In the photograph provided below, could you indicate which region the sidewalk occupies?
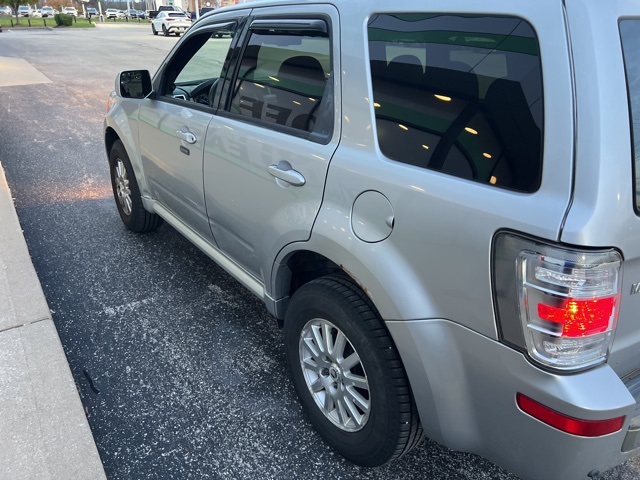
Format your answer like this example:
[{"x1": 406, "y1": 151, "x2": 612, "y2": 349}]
[{"x1": 0, "y1": 162, "x2": 106, "y2": 480}]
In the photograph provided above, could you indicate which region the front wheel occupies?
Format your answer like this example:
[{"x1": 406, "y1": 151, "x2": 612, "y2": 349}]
[
  {"x1": 284, "y1": 275, "x2": 423, "y2": 466},
  {"x1": 109, "y1": 140, "x2": 163, "y2": 233}
]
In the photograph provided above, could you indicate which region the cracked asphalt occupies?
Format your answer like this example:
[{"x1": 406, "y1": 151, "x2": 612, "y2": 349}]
[{"x1": 0, "y1": 23, "x2": 639, "y2": 480}]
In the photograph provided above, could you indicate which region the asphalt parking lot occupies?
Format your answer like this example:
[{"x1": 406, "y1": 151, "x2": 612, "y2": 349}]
[{"x1": 1, "y1": 22, "x2": 640, "y2": 480}]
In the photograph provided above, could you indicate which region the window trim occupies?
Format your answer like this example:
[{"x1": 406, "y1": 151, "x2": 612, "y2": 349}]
[{"x1": 249, "y1": 18, "x2": 327, "y2": 33}]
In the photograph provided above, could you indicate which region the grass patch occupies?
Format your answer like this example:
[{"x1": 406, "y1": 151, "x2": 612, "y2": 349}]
[
  {"x1": 99, "y1": 17, "x2": 149, "y2": 24},
  {"x1": 0, "y1": 16, "x2": 96, "y2": 28}
]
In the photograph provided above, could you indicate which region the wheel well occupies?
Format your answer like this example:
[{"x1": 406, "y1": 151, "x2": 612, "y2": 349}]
[
  {"x1": 272, "y1": 251, "x2": 343, "y2": 325},
  {"x1": 286, "y1": 251, "x2": 342, "y2": 298},
  {"x1": 104, "y1": 127, "x2": 120, "y2": 161}
]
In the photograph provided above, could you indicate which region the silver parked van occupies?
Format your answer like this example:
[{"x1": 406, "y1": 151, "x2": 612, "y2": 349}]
[{"x1": 104, "y1": 1, "x2": 640, "y2": 478}]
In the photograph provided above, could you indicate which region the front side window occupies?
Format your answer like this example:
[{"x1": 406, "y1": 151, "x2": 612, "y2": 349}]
[
  {"x1": 229, "y1": 23, "x2": 332, "y2": 139},
  {"x1": 160, "y1": 25, "x2": 236, "y2": 107},
  {"x1": 620, "y1": 20, "x2": 640, "y2": 214},
  {"x1": 368, "y1": 14, "x2": 544, "y2": 192}
]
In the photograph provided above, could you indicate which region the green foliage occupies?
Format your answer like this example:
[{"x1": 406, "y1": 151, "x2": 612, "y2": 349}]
[
  {"x1": 0, "y1": 0, "x2": 21, "y2": 24},
  {"x1": 54, "y1": 13, "x2": 73, "y2": 26}
]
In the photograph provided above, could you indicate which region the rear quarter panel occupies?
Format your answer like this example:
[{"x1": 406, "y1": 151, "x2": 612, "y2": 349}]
[{"x1": 303, "y1": 0, "x2": 574, "y2": 339}]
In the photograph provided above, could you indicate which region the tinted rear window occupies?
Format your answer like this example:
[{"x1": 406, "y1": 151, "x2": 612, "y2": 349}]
[
  {"x1": 620, "y1": 20, "x2": 640, "y2": 213},
  {"x1": 368, "y1": 14, "x2": 544, "y2": 192}
]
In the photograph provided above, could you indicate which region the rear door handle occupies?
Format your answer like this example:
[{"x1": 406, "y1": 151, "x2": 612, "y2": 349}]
[
  {"x1": 268, "y1": 162, "x2": 306, "y2": 187},
  {"x1": 176, "y1": 129, "x2": 196, "y2": 144}
]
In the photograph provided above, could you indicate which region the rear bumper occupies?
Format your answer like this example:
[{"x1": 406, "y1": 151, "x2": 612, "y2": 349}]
[
  {"x1": 387, "y1": 318, "x2": 639, "y2": 480},
  {"x1": 166, "y1": 24, "x2": 190, "y2": 32}
]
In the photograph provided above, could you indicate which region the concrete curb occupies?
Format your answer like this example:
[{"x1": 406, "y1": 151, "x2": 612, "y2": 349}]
[{"x1": 0, "y1": 162, "x2": 106, "y2": 480}]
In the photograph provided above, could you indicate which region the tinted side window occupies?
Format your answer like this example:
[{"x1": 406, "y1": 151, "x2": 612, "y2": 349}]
[
  {"x1": 368, "y1": 14, "x2": 544, "y2": 192},
  {"x1": 620, "y1": 20, "x2": 640, "y2": 214},
  {"x1": 230, "y1": 25, "x2": 332, "y2": 139}
]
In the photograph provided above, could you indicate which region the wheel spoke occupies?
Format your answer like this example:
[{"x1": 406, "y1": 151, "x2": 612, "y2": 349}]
[
  {"x1": 345, "y1": 385, "x2": 370, "y2": 413},
  {"x1": 323, "y1": 390, "x2": 335, "y2": 413},
  {"x1": 302, "y1": 355, "x2": 318, "y2": 370},
  {"x1": 343, "y1": 393, "x2": 367, "y2": 427},
  {"x1": 340, "y1": 351, "x2": 360, "y2": 371},
  {"x1": 344, "y1": 373, "x2": 368, "y2": 391},
  {"x1": 333, "y1": 330, "x2": 347, "y2": 360},
  {"x1": 303, "y1": 336, "x2": 320, "y2": 358},
  {"x1": 312, "y1": 324, "x2": 326, "y2": 354},
  {"x1": 336, "y1": 397, "x2": 349, "y2": 427},
  {"x1": 308, "y1": 376, "x2": 324, "y2": 393},
  {"x1": 322, "y1": 322, "x2": 334, "y2": 359}
]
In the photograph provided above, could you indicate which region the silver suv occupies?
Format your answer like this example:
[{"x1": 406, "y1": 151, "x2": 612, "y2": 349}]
[{"x1": 104, "y1": 1, "x2": 640, "y2": 478}]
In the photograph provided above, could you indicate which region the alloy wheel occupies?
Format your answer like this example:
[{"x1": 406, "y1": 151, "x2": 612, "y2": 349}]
[
  {"x1": 114, "y1": 159, "x2": 132, "y2": 216},
  {"x1": 299, "y1": 319, "x2": 371, "y2": 432}
]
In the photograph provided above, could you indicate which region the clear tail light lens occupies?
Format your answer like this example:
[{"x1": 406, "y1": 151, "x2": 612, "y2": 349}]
[{"x1": 493, "y1": 232, "x2": 622, "y2": 372}]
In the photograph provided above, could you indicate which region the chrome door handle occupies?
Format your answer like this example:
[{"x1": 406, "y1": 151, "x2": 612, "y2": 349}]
[
  {"x1": 268, "y1": 162, "x2": 306, "y2": 187},
  {"x1": 176, "y1": 129, "x2": 196, "y2": 144}
]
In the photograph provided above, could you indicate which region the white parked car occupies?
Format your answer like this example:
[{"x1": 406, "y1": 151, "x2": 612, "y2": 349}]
[
  {"x1": 62, "y1": 6, "x2": 78, "y2": 17},
  {"x1": 17, "y1": 5, "x2": 32, "y2": 17},
  {"x1": 151, "y1": 11, "x2": 191, "y2": 36},
  {"x1": 0, "y1": 6, "x2": 12, "y2": 15},
  {"x1": 31, "y1": 9, "x2": 42, "y2": 17},
  {"x1": 41, "y1": 6, "x2": 55, "y2": 17},
  {"x1": 104, "y1": 8, "x2": 119, "y2": 19}
]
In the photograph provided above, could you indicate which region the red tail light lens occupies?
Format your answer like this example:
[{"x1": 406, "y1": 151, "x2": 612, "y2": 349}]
[{"x1": 537, "y1": 297, "x2": 616, "y2": 337}]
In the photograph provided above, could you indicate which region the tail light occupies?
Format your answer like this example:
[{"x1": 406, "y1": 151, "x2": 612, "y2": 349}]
[{"x1": 493, "y1": 232, "x2": 622, "y2": 371}]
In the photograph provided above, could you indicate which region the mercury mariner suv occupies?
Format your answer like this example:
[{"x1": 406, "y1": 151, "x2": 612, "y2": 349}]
[{"x1": 104, "y1": 1, "x2": 640, "y2": 478}]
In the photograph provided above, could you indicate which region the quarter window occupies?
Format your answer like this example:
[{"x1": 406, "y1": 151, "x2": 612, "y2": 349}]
[
  {"x1": 230, "y1": 24, "x2": 332, "y2": 139},
  {"x1": 368, "y1": 14, "x2": 544, "y2": 192}
]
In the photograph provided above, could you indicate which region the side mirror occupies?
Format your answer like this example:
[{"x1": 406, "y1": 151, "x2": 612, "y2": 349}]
[{"x1": 116, "y1": 70, "x2": 153, "y2": 99}]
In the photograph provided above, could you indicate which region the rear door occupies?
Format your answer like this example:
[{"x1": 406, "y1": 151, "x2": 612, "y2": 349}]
[{"x1": 203, "y1": 4, "x2": 340, "y2": 281}]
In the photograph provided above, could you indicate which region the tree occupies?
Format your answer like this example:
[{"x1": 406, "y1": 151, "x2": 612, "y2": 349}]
[{"x1": 0, "y1": 0, "x2": 23, "y2": 24}]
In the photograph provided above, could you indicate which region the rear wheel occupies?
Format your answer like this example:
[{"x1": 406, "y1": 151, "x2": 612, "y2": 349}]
[
  {"x1": 109, "y1": 140, "x2": 163, "y2": 233},
  {"x1": 162, "y1": 24, "x2": 168, "y2": 36},
  {"x1": 151, "y1": 24, "x2": 157, "y2": 35},
  {"x1": 284, "y1": 275, "x2": 423, "y2": 466}
]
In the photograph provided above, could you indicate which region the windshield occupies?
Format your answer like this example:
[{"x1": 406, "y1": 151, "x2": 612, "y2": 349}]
[{"x1": 620, "y1": 20, "x2": 640, "y2": 213}]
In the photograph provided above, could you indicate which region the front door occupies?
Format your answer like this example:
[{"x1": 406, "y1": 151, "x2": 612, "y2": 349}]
[{"x1": 138, "y1": 19, "x2": 243, "y2": 240}]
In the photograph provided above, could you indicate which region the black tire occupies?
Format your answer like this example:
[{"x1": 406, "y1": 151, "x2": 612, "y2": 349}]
[
  {"x1": 284, "y1": 275, "x2": 423, "y2": 466},
  {"x1": 162, "y1": 24, "x2": 168, "y2": 36},
  {"x1": 109, "y1": 140, "x2": 163, "y2": 233},
  {"x1": 176, "y1": 32, "x2": 180, "y2": 37},
  {"x1": 152, "y1": 24, "x2": 157, "y2": 35}
]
